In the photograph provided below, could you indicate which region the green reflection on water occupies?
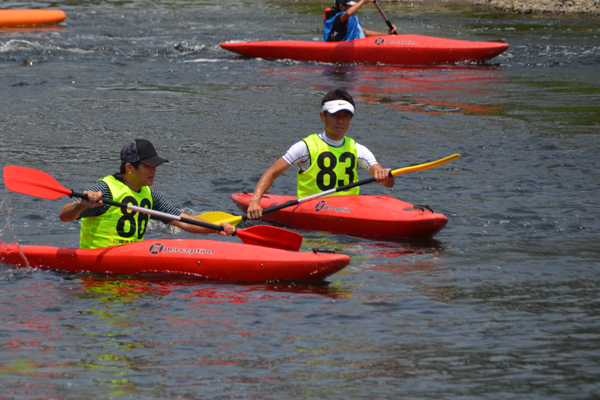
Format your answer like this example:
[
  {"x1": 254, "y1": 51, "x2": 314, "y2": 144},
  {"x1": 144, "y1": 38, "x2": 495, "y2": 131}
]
[{"x1": 502, "y1": 78, "x2": 600, "y2": 135}]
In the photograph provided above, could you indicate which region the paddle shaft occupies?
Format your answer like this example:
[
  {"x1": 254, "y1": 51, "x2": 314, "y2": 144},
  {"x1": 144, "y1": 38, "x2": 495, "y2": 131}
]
[
  {"x1": 71, "y1": 190, "x2": 228, "y2": 233},
  {"x1": 373, "y1": 0, "x2": 397, "y2": 34},
  {"x1": 256, "y1": 175, "x2": 377, "y2": 217}
]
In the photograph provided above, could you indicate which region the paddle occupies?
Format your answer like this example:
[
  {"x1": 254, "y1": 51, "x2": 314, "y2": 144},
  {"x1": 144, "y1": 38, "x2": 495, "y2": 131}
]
[
  {"x1": 373, "y1": 0, "x2": 397, "y2": 35},
  {"x1": 3, "y1": 166, "x2": 303, "y2": 251},
  {"x1": 198, "y1": 153, "x2": 461, "y2": 226}
]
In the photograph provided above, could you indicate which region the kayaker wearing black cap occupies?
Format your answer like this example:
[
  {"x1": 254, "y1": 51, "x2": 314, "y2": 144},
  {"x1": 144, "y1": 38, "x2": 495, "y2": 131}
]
[
  {"x1": 324, "y1": 0, "x2": 397, "y2": 42},
  {"x1": 247, "y1": 89, "x2": 395, "y2": 220},
  {"x1": 60, "y1": 139, "x2": 235, "y2": 249}
]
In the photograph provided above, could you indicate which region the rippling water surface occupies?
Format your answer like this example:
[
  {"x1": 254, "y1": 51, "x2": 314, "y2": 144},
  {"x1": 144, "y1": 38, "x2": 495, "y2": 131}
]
[{"x1": 1, "y1": 1, "x2": 599, "y2": 398}]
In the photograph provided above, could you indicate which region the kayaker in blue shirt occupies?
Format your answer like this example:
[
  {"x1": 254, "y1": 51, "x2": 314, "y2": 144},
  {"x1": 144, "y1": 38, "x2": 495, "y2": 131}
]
[
  {"x1": 324, "y1": 0, "x2": 397, "y2": 42},
  {"x1": 59, "y1": 139, "x2": 235, "y2": 249},
  {"x1": 246, "y1": 89, "x2": 395, "y2": 220}
]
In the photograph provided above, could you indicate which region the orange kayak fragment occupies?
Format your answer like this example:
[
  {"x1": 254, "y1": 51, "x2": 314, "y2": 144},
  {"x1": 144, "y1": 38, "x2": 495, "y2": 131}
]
[{"x1": 0, "y1": 9, "x2": 66, "y2": 27}]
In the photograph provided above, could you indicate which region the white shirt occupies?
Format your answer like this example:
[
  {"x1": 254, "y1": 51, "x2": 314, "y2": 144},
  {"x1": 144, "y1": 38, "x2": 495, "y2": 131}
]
[{"x1": 282, "y1": 131, "x2": 378, "y2": 172}]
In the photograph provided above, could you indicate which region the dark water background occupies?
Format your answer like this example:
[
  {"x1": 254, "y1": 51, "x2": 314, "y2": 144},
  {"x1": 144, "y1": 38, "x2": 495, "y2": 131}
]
[{"x1": 1, "y1": 0, "x2": 599, "y2": 398}]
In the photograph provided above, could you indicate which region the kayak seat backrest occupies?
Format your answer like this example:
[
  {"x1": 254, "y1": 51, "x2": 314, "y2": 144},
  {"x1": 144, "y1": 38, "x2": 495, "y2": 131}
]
[{"x1": 324, "y1": 7, "x2": 338, "y2": 21}]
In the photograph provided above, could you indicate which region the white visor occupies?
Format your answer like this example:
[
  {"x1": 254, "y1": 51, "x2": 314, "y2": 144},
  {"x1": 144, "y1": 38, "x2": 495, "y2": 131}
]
[{"x1": 322, "y1": 100, "x2": 355, "y2": 116}]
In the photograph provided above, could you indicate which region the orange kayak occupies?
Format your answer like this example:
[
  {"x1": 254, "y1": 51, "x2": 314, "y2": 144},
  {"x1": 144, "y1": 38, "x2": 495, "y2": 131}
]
[
  {"x1": 220, "y1": 35, "x2": 509, "y2": 65},
  {"x1": 232, "y1": 193, "x2": 448, "y2": 239},
  {"x1": 0, "y1": 9, "x2": 66, "y2": 27},
  {"x1": 0, "y1": 239, "x2": 350, "y2": 282}
]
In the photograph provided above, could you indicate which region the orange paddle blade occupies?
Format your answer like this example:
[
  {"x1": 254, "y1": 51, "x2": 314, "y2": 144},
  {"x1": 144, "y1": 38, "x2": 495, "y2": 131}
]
[
  {"x1": 3, "y1": 166, "x2": 72, "y2": 200},
  {"x1": 237, "y1": 226, "x2": 302, "y2": 251}
]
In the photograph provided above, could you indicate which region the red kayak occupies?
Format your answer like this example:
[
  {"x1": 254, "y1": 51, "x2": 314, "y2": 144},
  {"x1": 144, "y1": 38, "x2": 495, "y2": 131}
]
[
  {"x1": 220, "y1": 35, "x2": 508, "y2": 65},
  {"x1": 0, "y1": 9, "x2": 66, "y2": 27},
  {"x1": 0, "y1": 239, "x2": 350, "y2": 282},
  {"x1": 232, "y1": 193, "x2": 448, "y2": 239}
]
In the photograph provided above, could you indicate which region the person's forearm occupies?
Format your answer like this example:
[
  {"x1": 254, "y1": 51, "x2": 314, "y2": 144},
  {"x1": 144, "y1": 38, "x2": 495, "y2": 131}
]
[
  {"x1": 248, "y1": 158, "x2": 291, "y2": 219},
  {"x1": 346, "y1": 0, "x2": 367, "y2": 17},
  {"x1": 59, "y1": 201, "x2": 86, "y2": 222},
  {"x1": 341, "y1": 0, "x2": 367, "y2": 21},
  {"x1": 363, "y1": 28, "x2": 386, "y2": 37},
  {"x1": 249, "y1": 173, "x2": 275, "y2": 206},
  {"x1": 59, "y1": 190, "x2": 103, "y2": 222},
  {"x1": 249, "y1": 159, "x2": 289, "y2": 206}
]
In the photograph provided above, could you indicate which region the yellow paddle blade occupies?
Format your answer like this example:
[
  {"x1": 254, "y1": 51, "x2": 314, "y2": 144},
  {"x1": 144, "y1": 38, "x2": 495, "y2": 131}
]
[
  {"x1": 391, "y1": 153, "x2": 460, "y2": 177},
  {"x1": 195, "y1": 211, "x2": 244, "y2": 227},
  {"x1": 174, "y1": 211, "x2": 243, "y2": 229}
]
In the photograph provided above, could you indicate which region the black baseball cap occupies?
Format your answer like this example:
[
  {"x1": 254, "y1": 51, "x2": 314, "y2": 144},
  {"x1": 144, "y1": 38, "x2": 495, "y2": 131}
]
[
  {"x1": 120, "y1": 139, "x2": 168, "y2": 167},
  {"x1": 336, "y1": 0, "x2": 357, "y2": 7}
]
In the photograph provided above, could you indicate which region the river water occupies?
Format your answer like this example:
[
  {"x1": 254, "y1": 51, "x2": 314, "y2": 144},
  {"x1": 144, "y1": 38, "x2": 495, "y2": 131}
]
[{"x1": 1, "y1": 0, "x2": 599, "y2": 398}]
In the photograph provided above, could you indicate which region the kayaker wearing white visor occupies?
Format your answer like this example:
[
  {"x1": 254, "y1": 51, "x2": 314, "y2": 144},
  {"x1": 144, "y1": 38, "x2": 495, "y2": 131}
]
[
  {"x1": 247, "y1": 89, "x2": 395, "y2": 220},
  {"x1": 324, "y1": 0, "x2": 397, "y2": 42},
  {"x1": 60, "y1": 139, "x2": 235, "y2": 249}
]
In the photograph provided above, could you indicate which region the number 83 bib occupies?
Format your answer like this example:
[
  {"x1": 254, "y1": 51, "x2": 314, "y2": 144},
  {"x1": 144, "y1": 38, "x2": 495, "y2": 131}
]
[{"x1": 297, "y1": 133, "x2": 360, "y2": 198}]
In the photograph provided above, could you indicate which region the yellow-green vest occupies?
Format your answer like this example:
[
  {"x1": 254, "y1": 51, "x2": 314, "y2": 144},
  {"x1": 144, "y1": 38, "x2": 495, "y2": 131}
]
[
  {"x1": 80, "y1": 175, "x2": 153, "y2": 249},
  {"x1": 297, "y1": 133, "x2": 360, "y2": 198}
]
